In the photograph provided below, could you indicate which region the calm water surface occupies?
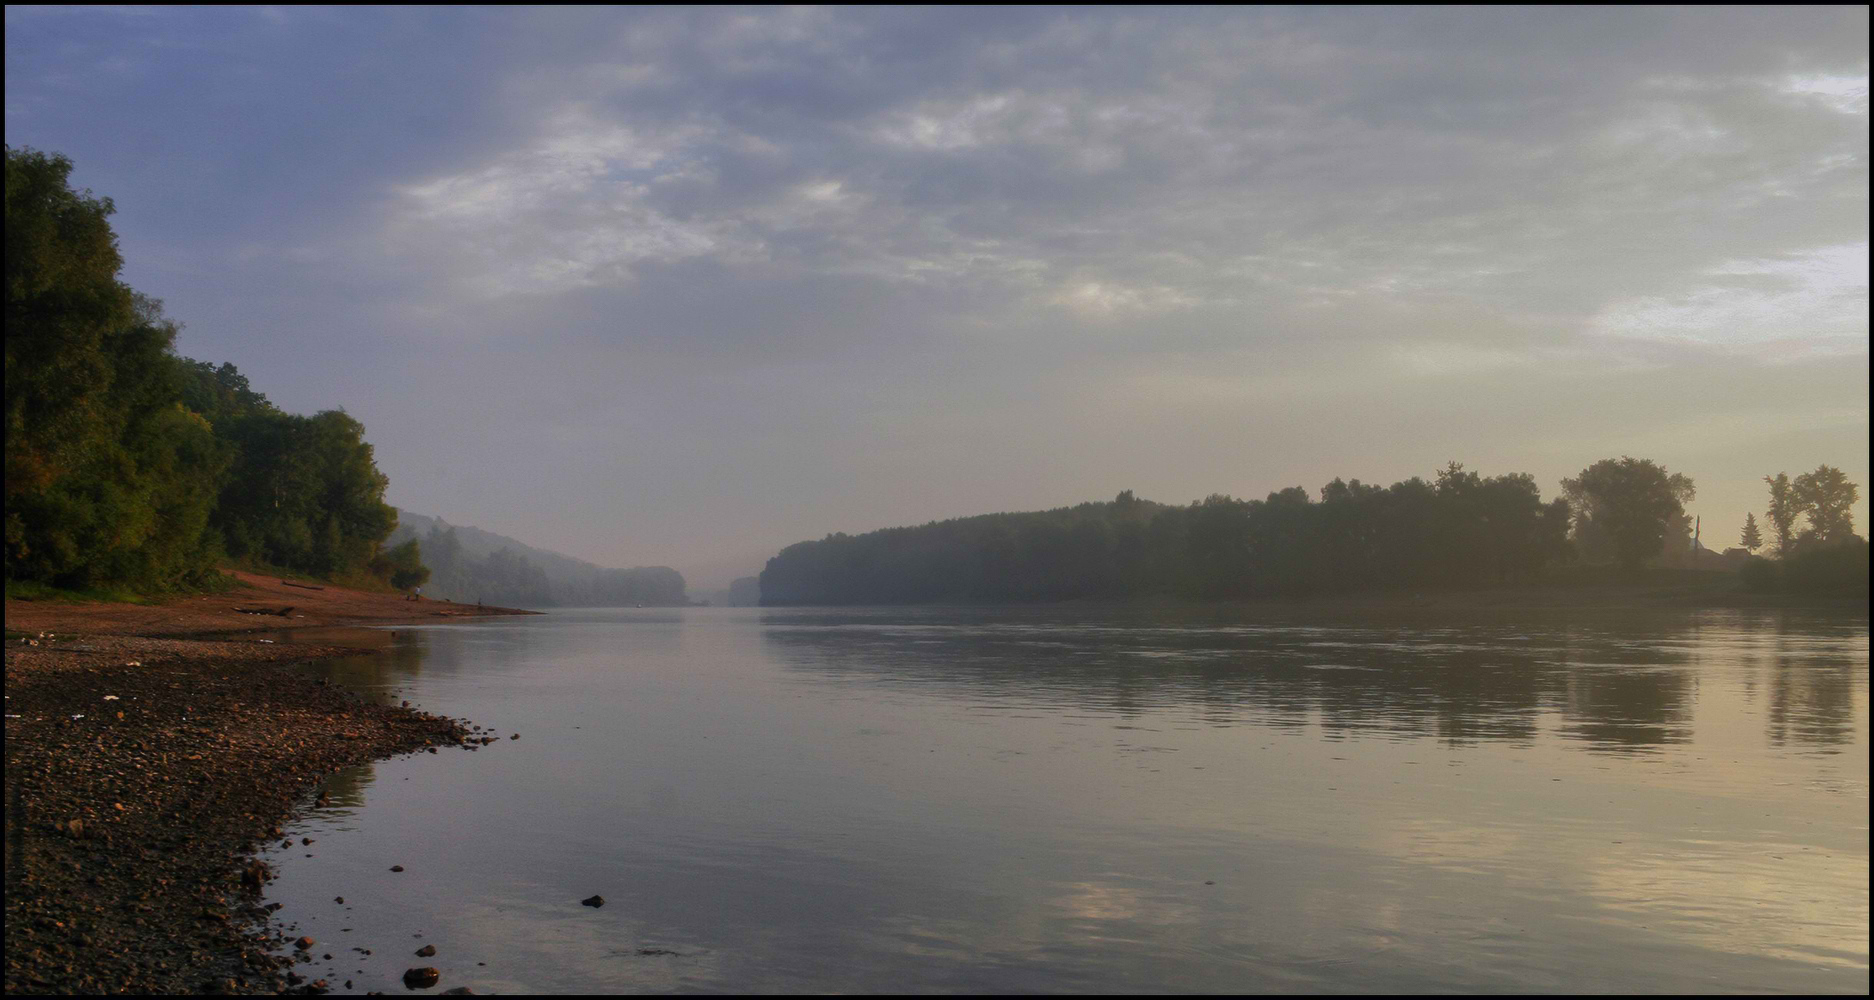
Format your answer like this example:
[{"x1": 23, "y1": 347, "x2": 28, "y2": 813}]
[{"x1": 259, "y1": 606, "x2": 1869, "y2": 994}]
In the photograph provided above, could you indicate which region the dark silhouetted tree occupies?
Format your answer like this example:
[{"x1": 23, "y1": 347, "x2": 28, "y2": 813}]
[
  {"x1": 1739, "y1": 512, "x2": 1762, "y2": 553},
  {"x1": 1561, "y1": 457, "x2": 1695, "y2": 573},
  {"x1": 1764, "y1": 473, "x2": 1798, "y2": 556},
  {"x1": 1791, "y1": 465, "x2": 1859, "y2": 545}
]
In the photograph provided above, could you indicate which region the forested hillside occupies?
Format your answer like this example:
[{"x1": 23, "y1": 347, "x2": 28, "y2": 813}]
[
  {"x1": 388, "y1": 511, "x2": 687, "y2": 607},
  {"x1": 5, "y1": 147, "x2": 413, "y2": 593}
]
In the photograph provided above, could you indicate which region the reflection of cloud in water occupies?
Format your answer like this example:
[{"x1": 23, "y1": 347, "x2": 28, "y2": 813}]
[
  {"x1": 1049, "y1": 879, "x2": 1199, "y2": 926},
  {"x1": 440, "y1": 894, "x2": 726, "y2": 994},
  {"x1": 1583, "y1": 840, "x2": 1870, "y2": 970},
  {"x1": 1377, "y1": 817, "x2": 1528, "y2": 877}
]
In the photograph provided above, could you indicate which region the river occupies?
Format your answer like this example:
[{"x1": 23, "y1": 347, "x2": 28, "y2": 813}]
[{"x1": 259, "y1": 605, "x2": 1869, "y2": 993}]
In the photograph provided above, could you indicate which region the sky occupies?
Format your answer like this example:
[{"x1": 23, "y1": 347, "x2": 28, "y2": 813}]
[{"x1": 6, "y1": 6, "x2": 1868, "y2": 589}]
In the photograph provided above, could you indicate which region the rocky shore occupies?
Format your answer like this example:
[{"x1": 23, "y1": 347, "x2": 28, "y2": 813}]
[{"x1": 4, "y1": 578, "x2": 528, "y2": 994}]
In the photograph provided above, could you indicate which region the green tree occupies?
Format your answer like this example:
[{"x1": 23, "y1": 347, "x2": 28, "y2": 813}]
[
  {"x1": 6, "y1": 147, "x2": 405, "y2": 592},
  {"x1": 1561, "y1": 457, "x2": 1695, "y2": 573},
  {"x1": 372, "y1": 539, "x2": 430, "y2": 591},
  {"x1": 4, "y1": 148, "x2": 135, "y2": 504},
  {"x1": 5, "y1": 148, "x2": 227, "y2": 588},
  {"x1": 1739, "y1": 512, "x2": 1762, "y2": 553},
  {"x1": 210, "y1": 408, "x2": 395, "y2": 577},
  {"x1": 1791, "y1": 465, "x2": 1859, "y2": 545}
]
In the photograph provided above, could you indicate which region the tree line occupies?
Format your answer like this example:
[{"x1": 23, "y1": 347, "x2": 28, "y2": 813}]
[
  {"x1": 760, "y1": 457, "x2": 1864, "y2": 605},
  {"x1": 762, "y1": 463, "x2": 1577, "y2": 604},
  {"x1": 5, "y1": 146, "x2": 418, "y2": 593}
]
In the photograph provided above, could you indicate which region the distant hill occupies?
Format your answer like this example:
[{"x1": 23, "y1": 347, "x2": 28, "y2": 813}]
[
  {"x1": 392, "y1": 510, "x2": 607, "y2": 582},
  {"x1": 694, "y1": 576, "x2": 762, "y2": 607},
  {"x1": 389, "y1": 510, "x2": 687, "y2": 607}
]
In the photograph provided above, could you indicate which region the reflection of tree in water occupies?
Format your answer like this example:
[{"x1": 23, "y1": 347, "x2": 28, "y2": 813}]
[
  {"x1": 318, "y1": 762, "x2": 377, "y2": 809},
  {"x1": 1548, "y1": 622, "x2": 1699, "y2": 750},
  {"x1": 1768, "y1": 666, "x2": 1857, "y2": 750},
  {"x1": 1763, "y1": 621, "x2": 1862, "y2": 751},
  {"x1": 314, "y1": 630, "x2": 432, "y2": 705},
  {"x1": 1312, "y1": 644, "x2": 1546, "y2": 746},
  {"x1": 759, "y1": 608, "x2": 1719, "y2": 754},
  {"x1": 1557, "y1": 669, "x2": 1693, "y2": 750}
]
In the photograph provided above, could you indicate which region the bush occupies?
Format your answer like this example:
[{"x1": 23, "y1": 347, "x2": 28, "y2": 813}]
[
  {"x1": 1781, "y1": 536, "x2": 1869, "y2": 597},
  {"x1": 1739, "y1": 555, "x2": 1779, "y2": 593},
  {"x1": 370, "y1": 539, "x2": 430, "y2": 592}
]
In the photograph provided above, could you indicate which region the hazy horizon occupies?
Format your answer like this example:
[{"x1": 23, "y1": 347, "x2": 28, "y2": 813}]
[{"x1": 7, "y1": 7, "x2": 1866, "y2": 590}]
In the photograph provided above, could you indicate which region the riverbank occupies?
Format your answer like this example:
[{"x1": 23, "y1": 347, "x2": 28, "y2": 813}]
[
  {"x1": 4, "y1": 569, "x2": 537, "y2": 638},
  {"x1": 3, "y1": 574, "x2": 531, "y2": 994}
]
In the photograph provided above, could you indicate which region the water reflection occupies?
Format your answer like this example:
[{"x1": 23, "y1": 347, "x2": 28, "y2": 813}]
[
  {"x1": 317, "y1": 760, "x2": 375, "y2": 812},
  {"x1": 758, "y1": 607, "x2": 1864, "y2": 754},
  {"x1": 1769, "y1": 660, "x2": 1861, "y2": 751},
  {"x1": 263, "y1": 606, "x2": 1867, "y2": 995},
  {"x1": 316, "y1": 630, "x2": 432, "y2": 703}
]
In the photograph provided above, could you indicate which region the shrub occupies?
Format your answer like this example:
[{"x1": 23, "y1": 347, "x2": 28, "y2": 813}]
[
  {"x1": 1739, "y1": 555, "x2": 1779, "y2": 593},
  {"x1": 1781, "y1": 536, "x2": 1869, "y2": 597}
]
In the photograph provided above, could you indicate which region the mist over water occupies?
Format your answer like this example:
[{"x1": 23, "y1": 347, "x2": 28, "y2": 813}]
[{"x1": 259, "y1": 607, "x2": 1867, "y2": 994}]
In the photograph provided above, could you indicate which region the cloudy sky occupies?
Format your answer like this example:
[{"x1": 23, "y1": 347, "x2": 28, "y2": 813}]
[{"x1": 7, "y1": 6, "x2": 1867, "y2": 587}]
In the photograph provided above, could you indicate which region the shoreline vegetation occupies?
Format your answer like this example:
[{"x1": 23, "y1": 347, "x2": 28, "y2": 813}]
[
  {"x1": 3, "y1": 573, "x2": 532, "y2": 995},
  {"x1": 756, "y1": 476, "x2": 1867, "y2": 608},
  {"x1": 8, "y1": 146, "x2": 440, "y2": 607}
]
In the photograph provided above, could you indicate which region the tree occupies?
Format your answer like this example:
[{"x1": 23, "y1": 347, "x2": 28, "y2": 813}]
[
  {"x1": 1561, "y1": 457, "x2": 1695, "y2": 573},
  {"x1": 1791, "y1": 465, "x2": 1859, "y2": 545},
  {"x1": 372, "y1": 539, "x2": 430, "y2": 591},
  {"x1": 6, "y1": 146, "x2": 404, "y2": 592},
  {"x1": 1764, "y1": 473, "x2": 1798, "y2": 556},
  {"x1": 5, "y1": 148, "x2": 136, "y2": 505},
  {"x1": 1739, "y1": 512, "x2": 1762, "y2": 553},
  {"x1": 5, "y1": 148, "x2": 226, "y2": 588},
  {"x1": 210, "y1": 408, "x2": 395, "y2": 577}
]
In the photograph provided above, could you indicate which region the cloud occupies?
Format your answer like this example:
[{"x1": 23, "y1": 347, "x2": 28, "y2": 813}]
[
  {"x1": 1781, "y1": 72, "x2": 1870, "y2": 115},
  {"x1": 5, "y1": 6, "x2": 1866, "y2": 576},
  {"x1": 390, "y1": 107, "x2": 731, "y2": 296},
  {"x1": 1590, "y1": 243, "x2": 1868, "y2": 354},
  {"x1": 368, "y1": 7, "x2": 1867, "y2": 353}
]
